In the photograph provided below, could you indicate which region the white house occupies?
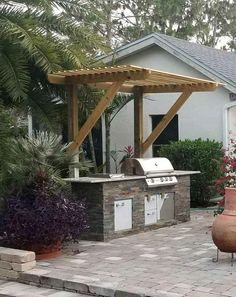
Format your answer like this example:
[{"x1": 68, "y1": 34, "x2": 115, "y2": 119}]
[{"x1": 99, "y1": 33, "x2": 236, "y2": 163}]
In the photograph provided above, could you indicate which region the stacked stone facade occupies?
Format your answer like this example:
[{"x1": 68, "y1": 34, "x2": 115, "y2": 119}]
[{"x1": 71, "y1": 174, "x2": 191, "y2": 241}]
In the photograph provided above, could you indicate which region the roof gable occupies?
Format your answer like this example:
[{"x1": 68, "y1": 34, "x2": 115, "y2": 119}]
[{"x1": 100, "y1": 33, "x2": 236, "y2": 93}]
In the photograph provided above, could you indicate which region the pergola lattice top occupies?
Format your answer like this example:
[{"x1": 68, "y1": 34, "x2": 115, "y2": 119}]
[
  {"x1": 48, "y1": 65, "x2": 219, "y2": 93},
  {"x1": 48, "y1": 65, "x2": 221, "y2": 163}
]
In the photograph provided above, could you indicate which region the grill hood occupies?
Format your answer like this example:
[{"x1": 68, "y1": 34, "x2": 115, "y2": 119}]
[{"x1": 121, "y1": 158, "x2": 174, "y2": 176}]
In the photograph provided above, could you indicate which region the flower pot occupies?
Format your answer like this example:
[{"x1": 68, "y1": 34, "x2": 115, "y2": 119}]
[
  {"x1": 28, "y1": 241, "x2": 62, "y2": 260},
  {"x1": 212, "y1": 187, "x2": 236, "y2": 252}
]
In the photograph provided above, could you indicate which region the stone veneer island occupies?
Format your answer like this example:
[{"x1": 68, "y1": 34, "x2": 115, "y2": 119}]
[{"x1": 67, "y1": 171, "x2": 197, "y2": 241}]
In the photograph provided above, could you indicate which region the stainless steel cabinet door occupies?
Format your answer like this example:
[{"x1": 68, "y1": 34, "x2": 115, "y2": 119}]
[{"x1": 114, "y1": 199, "x2": 132, "y2": 231}]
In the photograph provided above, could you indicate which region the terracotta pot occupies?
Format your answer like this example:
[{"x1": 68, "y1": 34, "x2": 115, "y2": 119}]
[
  {"x1": 28, "y1": 241, "x2": 62, "y2": 260},
  {"x1": 212, "y1": 187, "x2": 236, "y2": 252}
]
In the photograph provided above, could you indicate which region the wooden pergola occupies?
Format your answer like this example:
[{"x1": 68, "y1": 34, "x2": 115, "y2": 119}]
[{"x1": 48, "y1": 65, "x2": 220, "y2": 161}]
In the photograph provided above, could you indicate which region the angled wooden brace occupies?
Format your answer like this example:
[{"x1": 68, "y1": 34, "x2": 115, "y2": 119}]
[
  {"x1": 142, "y1": 91, "x2": 192, "y2": 154},
  {"x1": 68, "y1": 81, "x2": 124, "y2": 153}
]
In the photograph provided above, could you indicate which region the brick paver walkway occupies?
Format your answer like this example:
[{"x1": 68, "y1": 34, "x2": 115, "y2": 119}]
[{"x1": 20, "y1": 210, "x2": 236, "y2": 297}]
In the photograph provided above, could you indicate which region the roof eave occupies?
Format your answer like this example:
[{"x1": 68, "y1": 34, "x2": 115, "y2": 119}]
[{"x1": 99, "y1": 33, "x2": 236, "y2": 94}]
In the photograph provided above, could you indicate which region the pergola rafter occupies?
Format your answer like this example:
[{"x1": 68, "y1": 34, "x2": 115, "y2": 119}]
[{"x1": 48, "y1": 65, "x2": 221, "y2": 174}]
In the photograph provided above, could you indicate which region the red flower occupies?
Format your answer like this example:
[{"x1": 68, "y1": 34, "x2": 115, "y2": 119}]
[
  {"x1": 223, "y1": 156, "x2": 230, "y2": 163},
  {"x1": 215, "y1": 140, "x2": 236, "y2": 197}
]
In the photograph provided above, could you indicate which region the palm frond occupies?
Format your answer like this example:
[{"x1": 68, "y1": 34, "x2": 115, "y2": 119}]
[
  {"x1": 7, "y1": 0, "x2": 86, "y2": 13},
  {"x1": 25, "y1": 70, "x2": 65, "y2": 130},
  {"x1": 31, "y1": 36, "x2": 63, "y2": 72},
  {"x1": 0, "y1": 43, "x2": 30, "y2": 100},
  {"x1": 0, "y1": 7, "x2": 42, "y2": 50},
  {"x1": 3, "y1": 131, "x2": 72, "y2": 194},
  {"x1": 0, "y1": 0, "x2": 105, "y2": 128},
  {"x1": 0, "y1": 7, "x2": 72, "y2": 72}
]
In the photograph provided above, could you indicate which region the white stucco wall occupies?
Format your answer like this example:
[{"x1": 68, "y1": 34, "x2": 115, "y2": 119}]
[{"x1": 105, "y1": 46, "x2": 230, "y2": 169}]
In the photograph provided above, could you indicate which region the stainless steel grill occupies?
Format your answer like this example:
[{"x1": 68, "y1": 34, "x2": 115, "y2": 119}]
[{"x1": 121, "y1": 157, "x2": 178, "y2": 187}]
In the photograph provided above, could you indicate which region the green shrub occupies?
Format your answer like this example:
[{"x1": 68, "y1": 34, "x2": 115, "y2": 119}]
[
  {"x1": 158, "y1": 139, "x2": 223, "y2": 207},
  {"x1": 0, "y1": 105, "x2": 27, "y2": 197}
]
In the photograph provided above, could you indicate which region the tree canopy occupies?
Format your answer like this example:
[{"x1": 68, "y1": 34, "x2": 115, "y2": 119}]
[{"x1": 77, "y1": 0, "x2": 236, "y2": 50}]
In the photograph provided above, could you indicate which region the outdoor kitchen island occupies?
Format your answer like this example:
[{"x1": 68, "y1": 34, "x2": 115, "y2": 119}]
[{"x1": 68, "y1": 159, "x2": 199, "y2": 241}]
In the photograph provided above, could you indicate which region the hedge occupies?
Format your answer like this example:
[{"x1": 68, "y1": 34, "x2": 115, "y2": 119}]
[{"x1": 158, "y1": 139, "x2": 223, "y2": 207}]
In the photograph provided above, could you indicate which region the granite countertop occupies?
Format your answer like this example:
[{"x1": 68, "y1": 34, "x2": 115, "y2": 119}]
[
  {"x1": 64, "y1": 170, "x2": 200, "y2": 184},
  {"x1": 64, "y1": 175, "x2": 146, "y2": 183}
]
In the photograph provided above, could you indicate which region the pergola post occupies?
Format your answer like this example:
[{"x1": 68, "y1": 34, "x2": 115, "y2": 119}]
[
  {"x1": 134, "y1": 87, "x2": 144, "y2": 158},
  {"x1": 67, "y1": 84, "x2": 79, "y2": 178}
]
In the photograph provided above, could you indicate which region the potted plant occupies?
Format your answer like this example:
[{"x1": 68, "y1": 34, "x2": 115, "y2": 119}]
[
  {"x1": 212, "y1": 140, "x2": 236, "y2": 252},
  {"x1": 0, "y1": 132, "x2": 88, "y2": 259}
]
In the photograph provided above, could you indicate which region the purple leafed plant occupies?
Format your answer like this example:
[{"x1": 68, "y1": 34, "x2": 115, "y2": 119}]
[{"x1": 0, "y1": 172, "x2": 88, "y2": 250}]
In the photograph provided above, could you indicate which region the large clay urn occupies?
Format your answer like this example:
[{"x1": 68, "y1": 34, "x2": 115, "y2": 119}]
[{"x1": 212, "y1": 187, "x2": 236, "y2": 252}]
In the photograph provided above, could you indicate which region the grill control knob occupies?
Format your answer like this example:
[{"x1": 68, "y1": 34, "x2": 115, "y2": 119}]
[
  {"x1": 161, "y1": 178, "x2": 164, "y2": 182},
  {"x1": 151, "y1": 178, "x2": 154, "y2": 183},
  {"x1": 170, "y1": 177, "x2": 173, "y2": 181}
]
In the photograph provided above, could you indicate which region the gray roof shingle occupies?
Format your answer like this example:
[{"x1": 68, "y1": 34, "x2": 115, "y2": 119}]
[{"x1": 154, "y1": 33, "x2": 236, "y2": 88}]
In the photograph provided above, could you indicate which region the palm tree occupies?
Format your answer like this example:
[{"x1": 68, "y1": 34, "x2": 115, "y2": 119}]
[{"x1": 0, "y1": 0, "x2": 105, "y2": 125}]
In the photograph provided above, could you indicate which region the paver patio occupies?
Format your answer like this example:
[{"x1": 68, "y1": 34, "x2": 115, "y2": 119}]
[{"x1": 19, "y1": 210, "x2": 236, "y2": 297}]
